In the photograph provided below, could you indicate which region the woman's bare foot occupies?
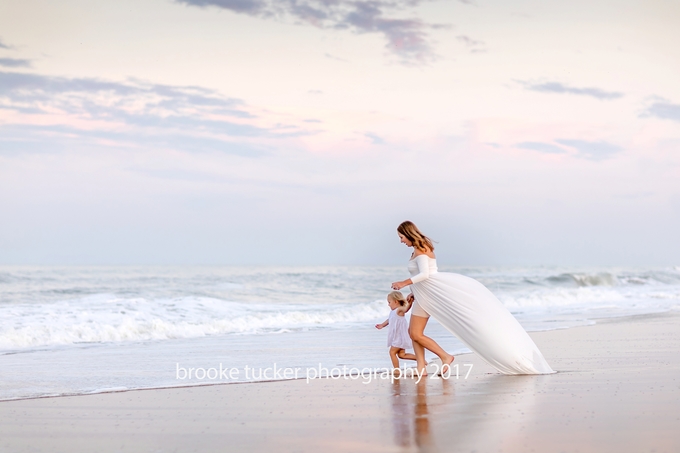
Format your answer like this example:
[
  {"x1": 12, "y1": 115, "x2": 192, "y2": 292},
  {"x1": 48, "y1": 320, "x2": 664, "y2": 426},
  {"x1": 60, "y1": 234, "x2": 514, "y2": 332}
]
[
  {"x1": 439, "y1": 355, "x2": 455, "y2": 376},
  {"x1": 409, "y1": 366, "x2": 427, "y2": 378}
]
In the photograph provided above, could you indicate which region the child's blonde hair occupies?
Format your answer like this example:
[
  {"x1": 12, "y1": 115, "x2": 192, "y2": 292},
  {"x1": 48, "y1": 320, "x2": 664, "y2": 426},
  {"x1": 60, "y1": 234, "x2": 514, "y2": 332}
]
[{"x1": 388, "y1": 291, "x2": 408, "y2": 307}]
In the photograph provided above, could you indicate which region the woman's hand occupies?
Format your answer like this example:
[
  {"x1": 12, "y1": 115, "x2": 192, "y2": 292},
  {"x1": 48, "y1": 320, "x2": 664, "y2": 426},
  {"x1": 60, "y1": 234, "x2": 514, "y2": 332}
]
[{"x1": 391, "y1": 280, "x2": 407, "y2": 290}]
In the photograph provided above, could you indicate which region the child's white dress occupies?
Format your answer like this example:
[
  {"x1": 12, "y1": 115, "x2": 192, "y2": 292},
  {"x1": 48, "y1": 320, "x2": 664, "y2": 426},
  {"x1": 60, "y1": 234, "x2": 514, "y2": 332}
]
[{"x1": 387, "y1": 309, "x2": 413, "y2": 350}]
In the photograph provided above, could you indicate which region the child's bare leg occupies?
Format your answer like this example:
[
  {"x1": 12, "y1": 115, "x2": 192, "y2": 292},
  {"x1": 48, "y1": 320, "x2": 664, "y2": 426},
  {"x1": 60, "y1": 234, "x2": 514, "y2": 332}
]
[
  {"x1": 397, "y1": 349, "x2": 417, "y2": 361},
  {"x1": 389, "y1": 347, "x2": 401, "y2": 368}
]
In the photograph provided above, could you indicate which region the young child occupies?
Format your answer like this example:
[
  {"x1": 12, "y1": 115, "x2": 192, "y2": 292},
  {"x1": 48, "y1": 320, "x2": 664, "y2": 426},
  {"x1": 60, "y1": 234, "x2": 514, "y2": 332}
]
[{"x1": 375, "y1": 291, "x2": 417, "y2": 369}]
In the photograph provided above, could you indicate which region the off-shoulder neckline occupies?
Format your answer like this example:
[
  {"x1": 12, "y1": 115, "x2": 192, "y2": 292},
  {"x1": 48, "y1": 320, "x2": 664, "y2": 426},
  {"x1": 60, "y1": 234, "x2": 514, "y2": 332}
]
[{"x1": 409, "y1": 254, "x2": 436, "y2": 262}]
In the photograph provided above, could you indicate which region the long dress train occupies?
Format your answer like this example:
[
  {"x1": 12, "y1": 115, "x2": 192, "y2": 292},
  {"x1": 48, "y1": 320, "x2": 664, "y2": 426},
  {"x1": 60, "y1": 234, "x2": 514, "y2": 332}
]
[{"x1": 408, "y1": 255, "x2": 554, "y2": 375}]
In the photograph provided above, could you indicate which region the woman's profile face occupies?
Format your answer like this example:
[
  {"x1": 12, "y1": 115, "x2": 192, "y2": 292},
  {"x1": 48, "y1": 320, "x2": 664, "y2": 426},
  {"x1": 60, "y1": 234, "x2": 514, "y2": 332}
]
[{"x1": 398, "y1": 232, "x2": 413, "y2": 247}]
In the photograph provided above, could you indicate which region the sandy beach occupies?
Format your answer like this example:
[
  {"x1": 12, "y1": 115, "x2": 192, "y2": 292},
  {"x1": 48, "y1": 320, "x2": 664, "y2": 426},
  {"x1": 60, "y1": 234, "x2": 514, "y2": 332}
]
[{"x1": 1, "y1": 311, "x2": 679, "y2": 453}]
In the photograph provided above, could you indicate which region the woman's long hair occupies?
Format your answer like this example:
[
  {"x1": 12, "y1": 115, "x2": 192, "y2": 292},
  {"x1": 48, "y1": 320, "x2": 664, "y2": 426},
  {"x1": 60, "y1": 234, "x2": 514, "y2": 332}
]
[{"x1": 397, "y1": 221, "x2": 435, "y2": 252}]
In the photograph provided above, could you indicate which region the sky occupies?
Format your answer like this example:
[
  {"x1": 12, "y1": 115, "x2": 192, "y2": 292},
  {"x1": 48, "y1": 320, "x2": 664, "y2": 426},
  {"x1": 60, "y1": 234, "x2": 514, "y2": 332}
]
[{"x1": 0, "y1": 0, "x2": 679, "y2": 266}]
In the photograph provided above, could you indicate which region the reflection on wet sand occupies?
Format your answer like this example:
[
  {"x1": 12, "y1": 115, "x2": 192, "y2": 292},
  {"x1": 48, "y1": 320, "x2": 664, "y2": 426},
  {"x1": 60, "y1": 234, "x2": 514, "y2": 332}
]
[
  {"x1": 390, "y1": 379, "x2": 412, "y2": 447},
  {"x1": 390, "y1": 372, "x2": 544, "y2": 451},
  {"x1": 391, "y1": 376, "x2": 453, "y2": 450},
  {"x1": 413, "y1": 378, "x2": 435, "y2": 449}
]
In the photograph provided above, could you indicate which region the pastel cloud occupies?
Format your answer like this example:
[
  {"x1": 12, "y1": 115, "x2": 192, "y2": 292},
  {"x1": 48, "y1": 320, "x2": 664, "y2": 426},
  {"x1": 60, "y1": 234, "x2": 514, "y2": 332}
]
[
  {"x1": 555, "y1": 139, "x2": 622, "y2": 160},
  {"x1": 364, "y1": 132, "x2": 385, "y2": 145},
  {"x1": 516, "y1": 141, "x2": 566, "y2": 154},
  {"x1": 642, "y1": 101, "x2": 680, "y2": 122},
  {"x1": 0, "y1": 71, "x2": 251, "y2": 117},
  {"x1": 0, "y1": 71, "x2": 310, "y2": 156},
  {"x1": 520, "y1": 81, "x2": 624, "y2": 100},
  {"x1": 176, "y1": 0, "x2": 450, "y2": 63},
  {"x1": 516, "y1": 139, "x2": 622, "y2": 160},
  {"x1": 456, "y1": 35, "x2": 485, "y2": 53},
  {"x1": 0, "y1": 58, "x2": 31, "y2": 68}
]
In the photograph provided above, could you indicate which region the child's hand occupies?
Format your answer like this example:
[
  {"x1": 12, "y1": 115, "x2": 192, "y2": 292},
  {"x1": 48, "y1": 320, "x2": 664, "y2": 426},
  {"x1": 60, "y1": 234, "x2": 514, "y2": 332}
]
[{"x1": 375, "y1": 324, "x2": 383, "y2": 329}]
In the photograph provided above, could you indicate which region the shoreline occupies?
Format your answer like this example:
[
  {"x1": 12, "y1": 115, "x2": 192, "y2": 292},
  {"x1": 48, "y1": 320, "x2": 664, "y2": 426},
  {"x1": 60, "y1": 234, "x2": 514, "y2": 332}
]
[
  {"x1": 2, "y1": 310, "x2": 679, "y2": 452},
  {"x1": 0, "y1": 308, "x2": 675, "y2": 403}
]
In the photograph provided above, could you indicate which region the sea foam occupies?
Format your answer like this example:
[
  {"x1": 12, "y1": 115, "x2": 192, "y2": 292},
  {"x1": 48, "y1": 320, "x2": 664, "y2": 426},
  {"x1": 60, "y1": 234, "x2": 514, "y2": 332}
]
[{"x1": 0, "y1": 295, "x2": 388, "y2": 349}]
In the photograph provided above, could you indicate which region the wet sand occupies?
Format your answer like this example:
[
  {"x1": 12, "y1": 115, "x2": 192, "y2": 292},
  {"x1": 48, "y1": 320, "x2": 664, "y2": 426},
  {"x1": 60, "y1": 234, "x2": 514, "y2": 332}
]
[{"x1": 1, "y1": 312, "x2": 679, "y2": 452}]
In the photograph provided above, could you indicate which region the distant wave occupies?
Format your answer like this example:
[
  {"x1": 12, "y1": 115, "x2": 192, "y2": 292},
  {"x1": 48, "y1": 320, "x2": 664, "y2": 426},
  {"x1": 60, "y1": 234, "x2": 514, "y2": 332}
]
[
  {"x1": 539, "y1": 269, "x2": 680, "y2": 288},
  {"x1": 546, "y1": 272, "x2": 618, "y2": 287}
]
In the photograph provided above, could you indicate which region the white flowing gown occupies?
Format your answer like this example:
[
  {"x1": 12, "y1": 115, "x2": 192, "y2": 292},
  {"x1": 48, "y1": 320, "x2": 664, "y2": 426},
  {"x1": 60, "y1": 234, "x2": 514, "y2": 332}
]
[{"x1": 408, "y1": 255, "x2": 554, "y2": 375}]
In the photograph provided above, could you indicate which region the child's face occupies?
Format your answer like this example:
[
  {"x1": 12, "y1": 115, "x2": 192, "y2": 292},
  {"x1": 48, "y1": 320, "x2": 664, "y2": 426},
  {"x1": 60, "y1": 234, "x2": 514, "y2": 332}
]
[{"x1": 387, "y1": 297, "x2": 400, "y2": 310}]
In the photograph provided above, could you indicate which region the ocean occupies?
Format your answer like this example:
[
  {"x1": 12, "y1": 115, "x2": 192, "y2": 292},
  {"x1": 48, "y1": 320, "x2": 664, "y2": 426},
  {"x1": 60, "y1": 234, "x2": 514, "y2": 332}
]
[{"x1": 1, "y1": 265, "x2": 679, "y2": 400}]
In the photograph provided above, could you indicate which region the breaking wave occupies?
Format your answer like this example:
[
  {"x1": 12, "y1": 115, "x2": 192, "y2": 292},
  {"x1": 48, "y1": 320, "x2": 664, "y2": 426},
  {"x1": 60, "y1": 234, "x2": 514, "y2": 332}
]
[
  {"x1": 545, "y1": 272, "x2": 618, "y2": 287},
  {"x1": 0, "y1": 295, "x2": 388, "y2": 350}
]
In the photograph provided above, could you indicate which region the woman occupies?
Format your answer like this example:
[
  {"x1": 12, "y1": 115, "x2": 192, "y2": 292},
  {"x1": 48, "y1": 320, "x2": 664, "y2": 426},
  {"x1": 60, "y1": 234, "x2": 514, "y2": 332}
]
[{"x1": 391, "y1": 221, "x2": 554, "y2": 375}]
